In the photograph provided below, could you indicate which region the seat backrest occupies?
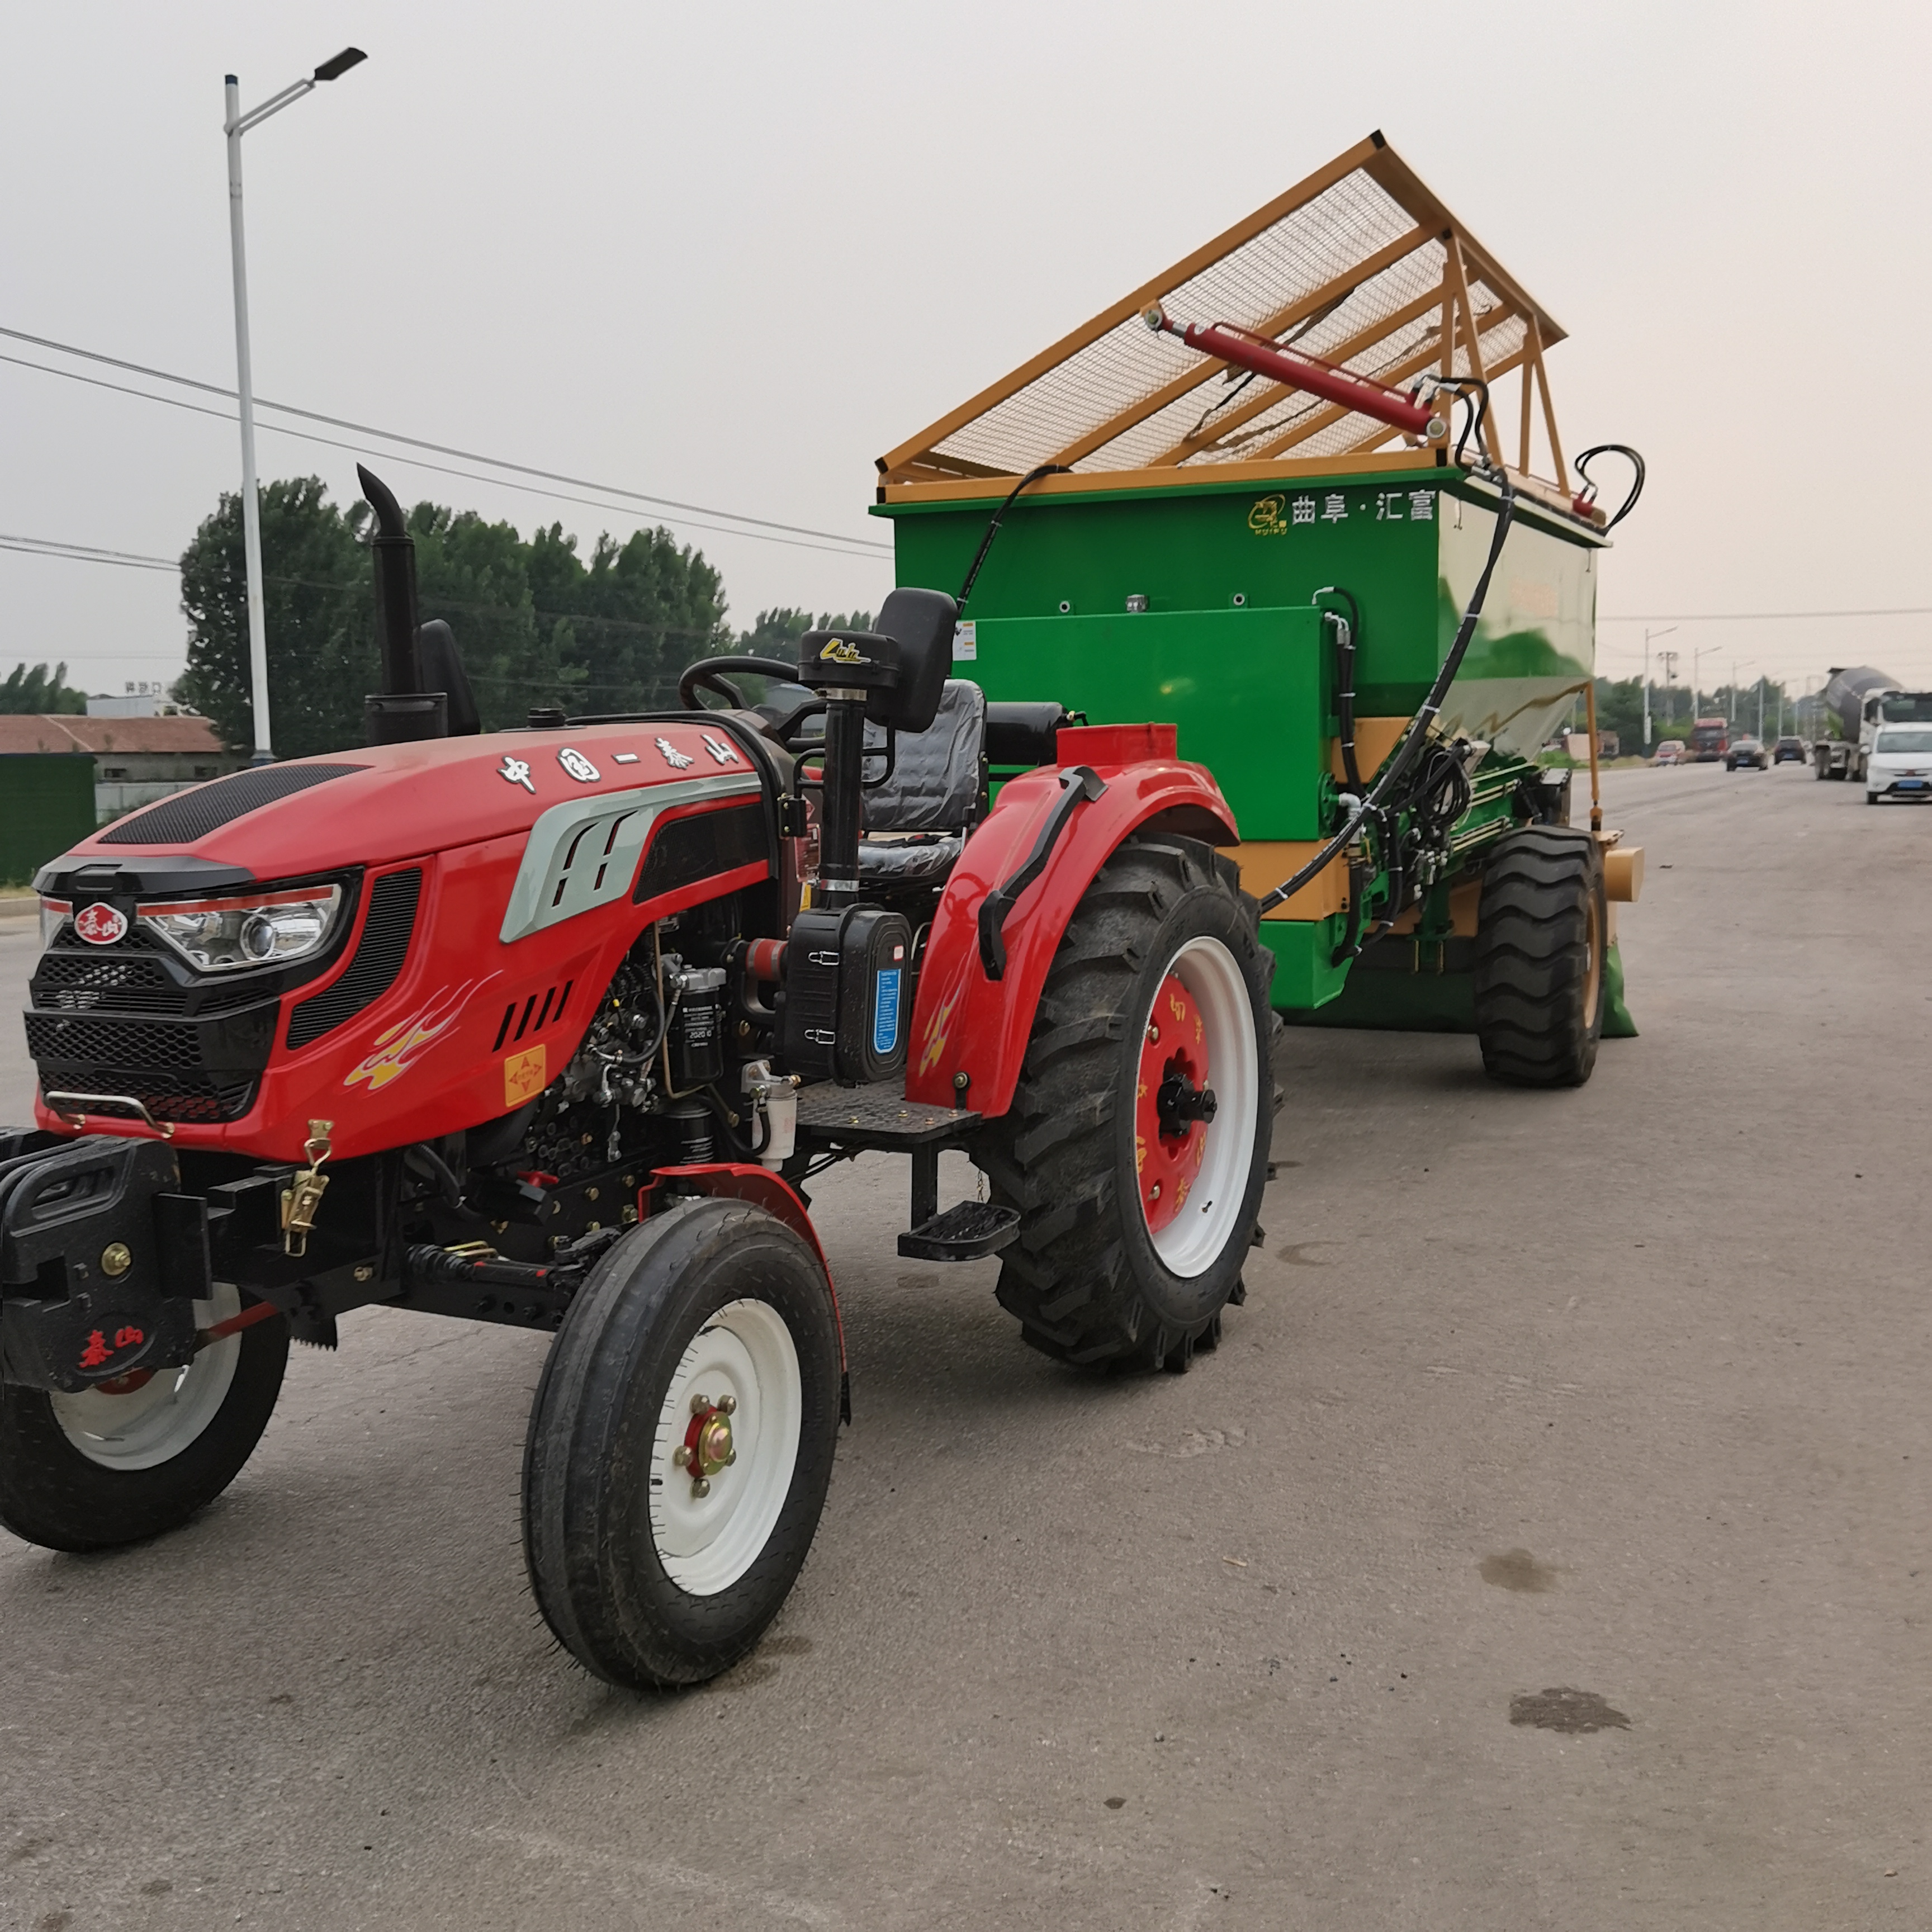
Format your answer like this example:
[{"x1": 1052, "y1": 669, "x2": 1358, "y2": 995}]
[
  {"x1": 872, "y1": 586, "x2": 956, "y2": 735},
  {"x1": 863, "y1": 679, "x2": 986, "y2": 834}
]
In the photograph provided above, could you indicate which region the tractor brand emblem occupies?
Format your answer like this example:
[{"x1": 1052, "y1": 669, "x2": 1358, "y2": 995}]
[
  {"x1": 343, "y1": 981, "x2": 485, "y2": 1094},
  {"x1": 1247, "y1": 493, "x2": 1289, "y2": 536},
  {"x1": 503, "y1": 1044, "x2": 547, "y2": 1108},
  {"x1": 655, "y1": 736, "x2": 695, "y2": 769},
  {"x1": 499, "y1": 755, "x2": 536, "y2": 794},
  {"x1": 701, "y1": 733, "x2": 741, "y2": 766},
  {"x1": 74, "y1": 902, "x2": 127, "y2": 946},
  {"x1": 557, "y1": 747, "x2": 599, "y2": 783},
  {"x1": 818, "y1": 638, "x2": 862, "y2": 664}
]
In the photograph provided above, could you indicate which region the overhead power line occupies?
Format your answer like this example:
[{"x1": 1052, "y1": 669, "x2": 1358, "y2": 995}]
[
  {"x1": 0, "y1": 323, "x2": 892, "y2": 560},
  {"x1": 1600, "y1": 606, "x2": 1932, "y2": 622}
]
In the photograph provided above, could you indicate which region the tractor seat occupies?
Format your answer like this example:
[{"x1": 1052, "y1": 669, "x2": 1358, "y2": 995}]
[{"x1": 851, "y1": 679, "x2": 987, "y2": 889}]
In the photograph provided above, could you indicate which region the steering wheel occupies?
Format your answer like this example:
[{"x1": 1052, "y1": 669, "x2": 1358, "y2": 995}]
[{"x1": 678, "y1": 655, "x2": 801, "y2": 712}]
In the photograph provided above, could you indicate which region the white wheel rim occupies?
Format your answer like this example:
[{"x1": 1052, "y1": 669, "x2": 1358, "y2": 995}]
[
  {"x1": 48, "y1": 1283, "x2": 243, "y2": 1471},
  {"x1": 1143, "y1": 936, "x2": 1259, "y2": 1280},
  {"x1": 648, "y1": 1296, "x2": 801, "y2": 1597}
]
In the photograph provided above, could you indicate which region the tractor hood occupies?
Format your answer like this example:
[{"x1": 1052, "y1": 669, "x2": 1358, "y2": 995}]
[{"x1": 36, "y1": 717, "x2": 778, "y2": 898}]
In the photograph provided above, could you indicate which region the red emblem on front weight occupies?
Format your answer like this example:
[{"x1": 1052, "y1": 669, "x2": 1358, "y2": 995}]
[{"x1": 74, "y1": 902, "x2": 129, "y2": 945}]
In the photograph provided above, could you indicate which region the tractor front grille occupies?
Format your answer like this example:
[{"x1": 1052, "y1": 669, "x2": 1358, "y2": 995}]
[
  {"x1": 26, "y1": 992, "x2": 280, "y2": 1128},
  {"x1": 34, "y1": 941, "x2": 264, "y2": 1017}
]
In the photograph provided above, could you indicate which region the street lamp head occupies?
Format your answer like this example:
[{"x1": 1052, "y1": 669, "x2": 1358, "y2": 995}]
[{"x1": 313, "y1": 47, "x2": 367, "y2": 82}]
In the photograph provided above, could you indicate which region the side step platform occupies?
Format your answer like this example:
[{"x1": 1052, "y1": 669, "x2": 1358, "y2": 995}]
[{"x1": 793, "y1": 1081, "x2": 1019, "y2": 1263}]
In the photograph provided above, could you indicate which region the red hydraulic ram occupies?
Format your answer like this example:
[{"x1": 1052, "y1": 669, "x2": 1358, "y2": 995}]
[{"x1": 1142, "y1": 302, "x2": 1445, "y2": 441}]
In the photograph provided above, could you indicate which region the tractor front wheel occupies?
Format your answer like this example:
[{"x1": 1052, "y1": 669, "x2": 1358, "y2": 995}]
[
  {"x1": 0, "y1": 1284, "x2": 289, "y2": 1552},
  {"x1": 522, "y1": 1196, "x2": 842, "y2": 1689},
  {"x1": 974, "y1": 835, "x2": 1273, "y2": 1371},
  {"x1": 1472, "y1": 825, "x2": 1607, "y2": 1088}
]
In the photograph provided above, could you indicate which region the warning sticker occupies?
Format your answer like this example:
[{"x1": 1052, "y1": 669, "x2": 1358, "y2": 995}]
[
  {"x1": 951, "y1": 621, "x2": 977, "y2": 662},
  {"x1": 504, "y1": 1044, "x2": 547, "y2": 1108}
]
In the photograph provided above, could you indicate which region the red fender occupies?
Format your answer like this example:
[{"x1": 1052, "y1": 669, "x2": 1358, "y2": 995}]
[
  {"x1": 904, "y1": 724, "x2": 1238, "y2": 1117},
  {"x1": 648, "y1": 1163, "x2": 844, "y2": 1374}
]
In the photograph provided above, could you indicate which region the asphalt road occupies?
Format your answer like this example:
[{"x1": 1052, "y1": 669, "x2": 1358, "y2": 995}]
[{"x1": 3, "y1": 762, "x2": 1928, "y2": 1931}]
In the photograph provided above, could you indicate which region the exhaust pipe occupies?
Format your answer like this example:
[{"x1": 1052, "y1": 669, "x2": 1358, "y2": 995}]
[{"x1": 358, "y1": 465, "x2": 448, "y2": 745}]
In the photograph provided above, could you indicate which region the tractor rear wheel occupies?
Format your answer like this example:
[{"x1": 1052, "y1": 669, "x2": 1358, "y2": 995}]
[
  {"x1": 0, "y1": 1284, "x2": 288, "y2": 1552},
  {"x1": 522, "y1": 1196, "x2": 841, "y2": 1689},
  {"x1": 1472, "y1": 825, "x2": 1607, "y2": 1088},
  {"x1": 974, "y1": 834, "x2": 1273, "y2": 1371}
]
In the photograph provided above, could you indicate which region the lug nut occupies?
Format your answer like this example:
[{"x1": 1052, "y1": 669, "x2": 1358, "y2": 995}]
[
  {"x1": 692, "y1": 1478, "x2": 712, "y2": 1499},
  {"x1": 718, "y1": 1394, "x2": 737, "y2": 1415},
  {"x1": 1150, "y1": 1183, "x2": 1162, "y2": 1201},
  {"x1": 1146, "y1": 1022, "x2": 1161, "y2": 1044},
  {"x1": 674, "y1": 1445, "x2": 692, "y2": 1468},
  {"x1": 690, "y1": 1391, "x2": 711, "y2": 1414},
  {"x1": 726, "y1": 1450, "x2": 737, "y2": 1466}
]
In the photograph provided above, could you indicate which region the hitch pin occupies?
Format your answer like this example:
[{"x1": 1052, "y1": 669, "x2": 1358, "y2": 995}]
[{"x1": 280, "y1": 1119, "x2": 334, "y2": 1257}]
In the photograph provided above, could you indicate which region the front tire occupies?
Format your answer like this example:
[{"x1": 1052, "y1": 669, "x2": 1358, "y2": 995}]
[
  {"x1": 0, "y1": 1285, "x2": 288, "y2": 1552},
  {"x1": 522, "y1": 1196, "x2": 842, "y2": 1689},
  {"x1": 974, "y1": 835, "x2": 1273, "y2": 1371},
  {"x1": 1472, "y1": 826, "x2": 1607, "y2": 1088}
]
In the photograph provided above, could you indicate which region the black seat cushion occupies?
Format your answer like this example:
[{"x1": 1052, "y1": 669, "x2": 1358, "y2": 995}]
[{"x1": 855, "y1": 834, "x2": 964, "y2": 888}]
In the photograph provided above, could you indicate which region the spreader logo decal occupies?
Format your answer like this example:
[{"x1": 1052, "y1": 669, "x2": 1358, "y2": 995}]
[
  {"x1": 343, "y1": 980, "x2": 485, "y2": 1093},
  {"x1": 1247, "y1": 494, "x2": 1289, "y2": 536},
  {"x1": 74, "y1": 902, "x2": 128, "y2": 946},
  {"x1": 818, "y1": 638, "x2": 861, "y2": 664}
]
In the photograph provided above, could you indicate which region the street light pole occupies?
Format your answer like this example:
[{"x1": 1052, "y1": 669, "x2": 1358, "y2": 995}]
[
  {"x1": 222, "y1": 48, "x2": 366, "y2": 765},
  {"x1": 1643, "y1": 625, "x2": 1677, "y2": 747}
]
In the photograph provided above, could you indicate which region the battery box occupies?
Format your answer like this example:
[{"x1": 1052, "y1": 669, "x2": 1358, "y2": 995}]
[{"x1": 779, "y1": 905, "x2": 911, "y2": 1087}]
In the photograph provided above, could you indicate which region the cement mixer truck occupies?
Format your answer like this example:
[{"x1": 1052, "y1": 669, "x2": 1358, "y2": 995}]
[{"x1": 1812, "y1": 667, "x2": 1932, "y2": 781}]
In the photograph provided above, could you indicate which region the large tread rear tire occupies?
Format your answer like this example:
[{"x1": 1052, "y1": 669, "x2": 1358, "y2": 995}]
[
  {"x1": 522, "y1": 1196, "x2": 841, "y2": 1689},
  {"x1": 0, "y1": 1295, "x2": 288, "y2": 1552},
  {"x1": 973, "y1": 834, "x2": 1273, "y2": 1371},
  {"x1": 1472, "y1": 825, "x2": 1607, "y2": 1088}
]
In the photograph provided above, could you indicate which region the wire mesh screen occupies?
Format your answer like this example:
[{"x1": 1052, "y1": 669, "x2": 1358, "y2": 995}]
[{"x1": 894, "y1": 140, "x2": 1556, "y2": 485}]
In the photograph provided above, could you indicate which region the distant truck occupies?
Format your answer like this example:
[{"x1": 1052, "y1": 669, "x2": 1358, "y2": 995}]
[
  {"x1": 1812, "y1": 667, "x2": 1932, "y2": 782},
  {"x1": 1688, "y1": 716, "x2": 1730, "y2": 761}
]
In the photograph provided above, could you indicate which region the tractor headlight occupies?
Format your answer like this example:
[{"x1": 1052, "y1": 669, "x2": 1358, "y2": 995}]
[
  {"x1": 39, "y1": 897, "x2": 72, "y2": 949},
  {"x1": 139, "y1": 884, "x2": 344, "y2": 973}
]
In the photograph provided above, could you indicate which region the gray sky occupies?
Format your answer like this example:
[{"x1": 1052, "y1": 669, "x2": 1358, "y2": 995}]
[{"x1": 3, "y1": 1, "x2": 1928, "y2": 709}]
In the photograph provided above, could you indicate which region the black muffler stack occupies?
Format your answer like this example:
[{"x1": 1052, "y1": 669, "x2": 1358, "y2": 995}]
[{"x1": 358, "y1": 465, "x2": 480, "y2": 744}]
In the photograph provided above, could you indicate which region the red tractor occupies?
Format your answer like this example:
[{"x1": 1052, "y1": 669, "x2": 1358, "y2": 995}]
[{"x1": 0, "y1": 471, "x2": 1275, "y2": 1688}]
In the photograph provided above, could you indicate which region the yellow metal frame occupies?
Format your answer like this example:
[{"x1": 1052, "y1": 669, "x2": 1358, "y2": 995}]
[{"x1": 879, "y1": 132, "x2": 1577, "y2": 509}]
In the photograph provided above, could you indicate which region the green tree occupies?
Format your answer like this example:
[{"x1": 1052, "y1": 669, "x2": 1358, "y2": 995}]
[
  {"x1": 0, "y1": 661, "x2": 87, "y2": 713},
  {"x1": 177, "y1": 477, "x2": 372, "y2": 756},
  {"x1": 737, "y1": 608, "x2": 874, "y2": 659},
  {"x1": 176, "y1": 477, "x2": 736, "y2": 750}
]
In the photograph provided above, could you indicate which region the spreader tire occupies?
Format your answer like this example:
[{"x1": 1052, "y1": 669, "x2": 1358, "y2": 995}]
[
  {"x1": 1472, "y1": 825, "x2": 1607, "y2": 1088},
  {"x1": 522, "y1": 1196, "x2": 841, "y2": 1690},
  {"x1": 974, "y1": 834, "x2": 1273, "y2": 1371},
  {"x1": 0, "y1": 1287, "x2": 288, "y2": 1552}
]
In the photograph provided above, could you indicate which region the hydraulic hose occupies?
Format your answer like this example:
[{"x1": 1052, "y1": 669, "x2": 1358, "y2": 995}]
[
  {"x1": 1315, "y1": 586, "x2": 1363, "y2": 793},
  {"x1": 1257, "y1": 462, "x2": 1518, "y2": 915},
  {"x1": 956, "y1": 463, "x2": 1071, "y2": 615}
]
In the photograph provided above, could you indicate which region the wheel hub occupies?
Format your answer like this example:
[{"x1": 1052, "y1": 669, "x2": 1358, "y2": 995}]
[
  {"x1": 673, "y1": 1390, "x2": 738, "y2": 1497},
  {"x1": 1136, "y1": 973, "x2": 1215, "y2": 1234}
]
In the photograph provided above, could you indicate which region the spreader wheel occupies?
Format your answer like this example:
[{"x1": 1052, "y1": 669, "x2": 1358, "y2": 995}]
[
  {"x1": 522, "y1": 1195, "x2": 842, "y2": 1689},
  {"x1": 1471, "y1": 825, "x2": 1607, "y2": 1088},
  {"x1": 974, "y1": 834, "x2": 1273, "y2": 1371},
  {"x1": 0, "y1": 1284, "x2": 289, "y2": 1552}
]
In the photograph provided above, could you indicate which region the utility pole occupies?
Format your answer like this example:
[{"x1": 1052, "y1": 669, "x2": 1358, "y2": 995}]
[{"x1": 1658, "y1": 647, "x2": 1680, "y2": 733}]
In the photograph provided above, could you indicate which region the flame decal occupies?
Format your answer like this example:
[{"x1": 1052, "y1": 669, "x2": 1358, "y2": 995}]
[{"x1": 344, "y1": 979, "x2": 487, "y2": 1093}]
